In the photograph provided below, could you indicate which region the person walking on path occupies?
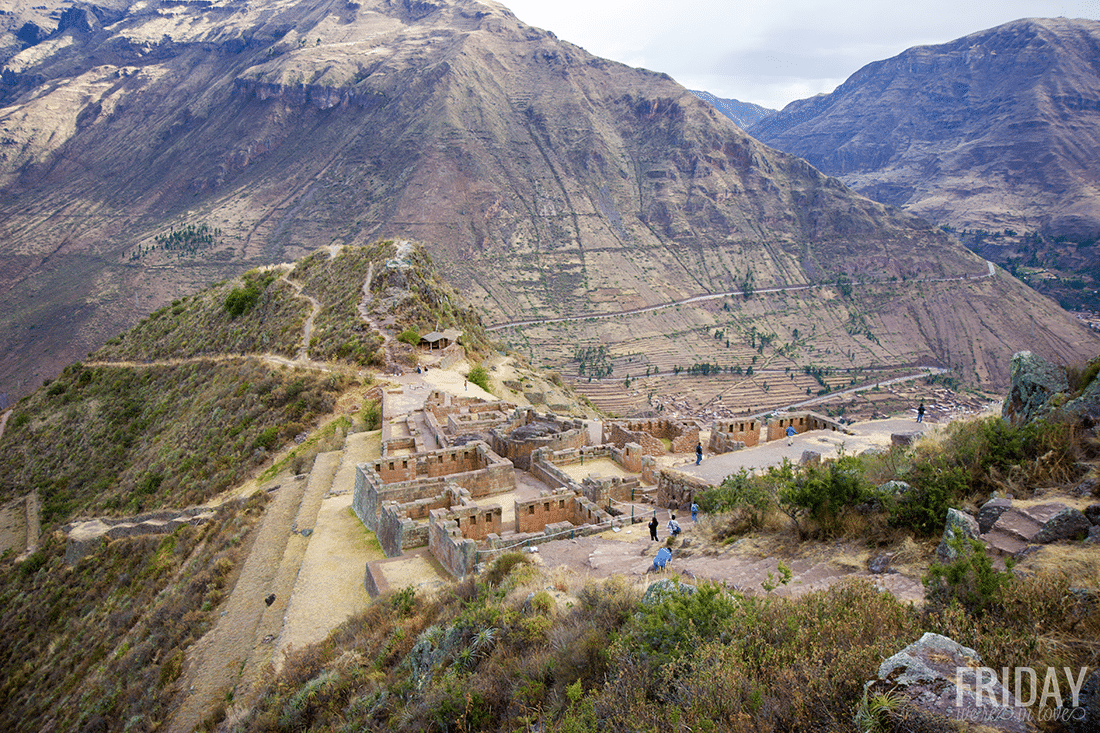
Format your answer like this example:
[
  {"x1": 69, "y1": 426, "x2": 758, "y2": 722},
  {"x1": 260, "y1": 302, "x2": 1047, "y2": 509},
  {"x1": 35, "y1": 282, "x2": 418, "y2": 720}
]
[
  {"x1": 695, "y1": 442, "x2": 703, "y2": 465},
  {"x1": 648, "y1": 515, "x2": 659, "y2": 541},
  {"x1": 917, "y1": 401, "x2": 925, "y2": 423},
  {"x1": 786, "y1": 425, "x2": 796, "y2": 446},
  {"x1": 691, "y1": 501, "x2": 698, "y2": 523},
  {"x1": 667, "y1": 515, "x2": 682, "y2": 537}
]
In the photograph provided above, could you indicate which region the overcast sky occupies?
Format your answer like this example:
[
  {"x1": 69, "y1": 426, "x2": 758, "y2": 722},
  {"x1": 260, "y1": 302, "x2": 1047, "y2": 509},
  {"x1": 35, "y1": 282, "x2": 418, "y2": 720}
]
[{"x1": 501, "y1": 1, "x2": 1100, "y2": 110}]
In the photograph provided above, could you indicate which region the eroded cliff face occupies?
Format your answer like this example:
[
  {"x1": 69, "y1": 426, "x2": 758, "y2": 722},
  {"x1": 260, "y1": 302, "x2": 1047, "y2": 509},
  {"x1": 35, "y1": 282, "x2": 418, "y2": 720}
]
[
  {"x1": 0, "y1": 1, "x2": 1096, "y2": 400},
  {"x1": 750, "y1": 17, "x2": 1100, "y2": 239}
]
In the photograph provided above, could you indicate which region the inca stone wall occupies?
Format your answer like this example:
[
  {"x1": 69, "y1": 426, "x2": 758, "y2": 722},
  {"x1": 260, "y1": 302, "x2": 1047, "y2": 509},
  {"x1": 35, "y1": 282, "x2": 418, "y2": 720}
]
[
  {"x1": 657, "y1": 470, "x2": 714, "y2": 512},
  {"x1": 709, "y1": 418, "x2": 758, "y2": 451},
  {"x1": 490, "y1": 408, "x2": 587, "y2": 470},
  {"x1": 428, "y1": 514, "x2": 479, "y2": 578},
  {"x1": 765, "y1": 412, "x2": 852, "y2": 442},
  {"x1": 514, "y1": 490, "x2": 614, "y2": 534},
  {"x1": 606, "y1": 418, "x2": 699, "y2": 455},
  {"x1": 353, "y1": 442, "x2": 514, "y2": 531}
]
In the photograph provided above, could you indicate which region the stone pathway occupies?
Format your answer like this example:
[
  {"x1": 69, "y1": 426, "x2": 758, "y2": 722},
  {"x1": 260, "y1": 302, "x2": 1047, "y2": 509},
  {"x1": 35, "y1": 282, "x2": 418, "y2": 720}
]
[{"x1": 681, "y1": 417, "x2": 927, "y2": 484}]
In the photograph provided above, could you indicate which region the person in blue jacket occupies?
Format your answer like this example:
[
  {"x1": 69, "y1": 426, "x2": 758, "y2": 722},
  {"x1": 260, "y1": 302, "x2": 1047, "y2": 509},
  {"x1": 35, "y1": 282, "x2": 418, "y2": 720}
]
[
  {"x1": 652, "y1": 546, "x2": 672, "y2": 572},
  {"x1": 786, "y1": 425, "x2": 796, "y2": 445}
]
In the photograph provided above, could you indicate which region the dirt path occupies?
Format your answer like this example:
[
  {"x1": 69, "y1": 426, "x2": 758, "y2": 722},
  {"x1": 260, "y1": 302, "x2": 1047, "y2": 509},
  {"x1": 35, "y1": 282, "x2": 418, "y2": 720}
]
[
  {"x1": 279, "y1": 273, "x2": 322, "y2": 363},
  {"x1": 0, "y1": 409, "x2": 10, "y2": 444},
  {"x1": 535, "y1": 520, "x2": 925, "y2": 603}
]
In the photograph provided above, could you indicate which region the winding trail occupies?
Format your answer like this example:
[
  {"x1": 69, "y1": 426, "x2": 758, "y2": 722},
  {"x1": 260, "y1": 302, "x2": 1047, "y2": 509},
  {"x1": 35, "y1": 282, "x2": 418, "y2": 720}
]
[{"x1": 279, "y1": 273, "x2": 322, "y2": 363}]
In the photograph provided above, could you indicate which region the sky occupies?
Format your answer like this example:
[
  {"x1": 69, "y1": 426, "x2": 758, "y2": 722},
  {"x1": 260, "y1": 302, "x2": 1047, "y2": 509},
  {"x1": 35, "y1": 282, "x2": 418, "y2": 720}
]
[{"x1": 500, "y1": 1, "x2": 1100, "y2": 110}]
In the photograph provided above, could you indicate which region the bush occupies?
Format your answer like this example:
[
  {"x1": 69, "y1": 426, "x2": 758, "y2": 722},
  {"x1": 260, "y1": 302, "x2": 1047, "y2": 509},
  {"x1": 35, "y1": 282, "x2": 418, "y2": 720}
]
[
  {"x1": 697, "y1": 468, "x2": 770, "y2": 527},
  {"x1": 773, "y1": 453, "x2": 870, "y2": 537},
  {"x1": 923, "y1": 537, "x2": 1014, "y2": 617},
  {"x1": 397, "y1": 328, "x2": 420, "y2": 346},
  {"x1": 887, "y1": 459, "x2": 965, "y2": 537},
  {"x1": 467, "y1": 365, "x2": 490, "y2": 393},
  {"x1": 224, "y1": 282, "x2": 261, "y2": 318},
  {"x1": 362, "y1": 398, "x2": 382, "y2": 430}
]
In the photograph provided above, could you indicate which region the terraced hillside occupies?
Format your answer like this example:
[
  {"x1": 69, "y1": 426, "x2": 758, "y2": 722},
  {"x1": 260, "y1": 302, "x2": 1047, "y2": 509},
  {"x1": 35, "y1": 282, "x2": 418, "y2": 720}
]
[{"x1": 1, "y1": 0, "x2": 1097, "y2": 403}]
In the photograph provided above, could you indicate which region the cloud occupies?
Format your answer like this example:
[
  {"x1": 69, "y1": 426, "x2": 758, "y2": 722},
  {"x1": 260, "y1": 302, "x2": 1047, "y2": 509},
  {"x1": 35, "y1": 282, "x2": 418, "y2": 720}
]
[{"x1": 502, "y1": 0, "x2": 1100, "y2": 109}]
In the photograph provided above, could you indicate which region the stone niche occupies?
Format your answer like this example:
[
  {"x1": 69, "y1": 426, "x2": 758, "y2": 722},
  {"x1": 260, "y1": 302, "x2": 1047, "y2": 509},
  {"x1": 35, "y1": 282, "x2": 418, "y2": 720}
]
[
  {"x1": 764, "y1": 411, "x2": 852, "y2": 442},
  {"x1": 490, "y1": 407, "x2": 587, "y2": 470},
  {"x1": 709, "y1": 418, "x2": 759, "y2": 452}
]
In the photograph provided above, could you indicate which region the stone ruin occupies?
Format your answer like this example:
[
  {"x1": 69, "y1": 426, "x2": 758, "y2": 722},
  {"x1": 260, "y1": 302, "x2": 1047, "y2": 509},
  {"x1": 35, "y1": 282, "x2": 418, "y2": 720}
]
[
  {"x1": 605, "y1": 418, "x2": 699, "y2": 456},
  {"x1": 490, "y1": 407, "x2": 588, "y2": 470},
  {"x1": 708, "y1": 411, "x2": 853, "y2": 454},
  {"x1": 353, "y1": 441, "x2": 515, "y2": 535},
  {"x1": 420, "y1": 390, "x2": 516, "y2": 447}
]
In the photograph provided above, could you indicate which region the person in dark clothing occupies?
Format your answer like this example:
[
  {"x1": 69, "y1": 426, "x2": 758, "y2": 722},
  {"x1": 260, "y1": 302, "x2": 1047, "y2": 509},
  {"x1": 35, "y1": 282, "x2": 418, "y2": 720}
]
[
  {"x1": 917, "y1": 401, "x2": 925, "y2": 423},
  {"x1": 696, "y1": 442, "x2": 703, "y2": 465},
  {"x1": 649, "y1": 515, "x2": 659, "y2": 541}
]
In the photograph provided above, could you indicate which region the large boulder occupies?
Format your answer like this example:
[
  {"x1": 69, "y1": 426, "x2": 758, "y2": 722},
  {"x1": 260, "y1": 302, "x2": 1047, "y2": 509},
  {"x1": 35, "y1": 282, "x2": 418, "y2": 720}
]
[
  {"x1": 1084, "y1": 504, "x2": 1100, "y2": 525},
  {"x1": 978, "y1": 498, "x2": 1013, "y2": 534},
  {"x1": 936, "y1": 509, "x2": 981, "y2": 563},
  {"x1": 1062, "y1": 362, "x2": 1100, "y2": 425},
  {"x1": 1002, "y1": 351, "x2": 1069, "y2": 425},
  {"x1": 868, "y1": 632, "x2": 1035, "y2": 733},
  {"x1": 1060, "y1": 668, "x2": 1100, "y2": 732},
  {"x1": 1032, "y1": 506, "x2": 1092, "y2": 544}
]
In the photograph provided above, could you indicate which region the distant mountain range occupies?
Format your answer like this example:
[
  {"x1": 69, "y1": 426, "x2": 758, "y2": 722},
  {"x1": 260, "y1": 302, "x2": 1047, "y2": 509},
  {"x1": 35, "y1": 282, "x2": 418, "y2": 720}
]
[
  {"x1": 688, "y1": 90, "x2": 775, "y2": 129},
  {"x1": 0, "y1": 1, "x2": 1097, "y2": 402},
  {"x1": 745, "y1": 17, "x2": 1100, "y2": 310}
]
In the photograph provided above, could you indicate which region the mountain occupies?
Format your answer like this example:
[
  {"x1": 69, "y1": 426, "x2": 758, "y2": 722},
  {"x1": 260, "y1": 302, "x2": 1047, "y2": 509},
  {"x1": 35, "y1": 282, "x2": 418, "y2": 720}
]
[
  {"x1": 748, "y1": 18, "x2": 1100, "y2": 309},
  {"x1": 0, "y1": 1, "x2": 1097, "y2": 404},
  {"x1": 689, "y1": 90, "x2": 775, "y2": 128}
]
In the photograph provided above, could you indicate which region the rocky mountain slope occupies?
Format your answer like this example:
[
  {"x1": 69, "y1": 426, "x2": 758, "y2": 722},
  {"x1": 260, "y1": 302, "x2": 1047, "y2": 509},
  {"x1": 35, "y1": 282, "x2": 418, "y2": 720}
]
[
  {"x1": 689, "y1": 89, "x2": 775, "y2": 128},
  {"x1": 750, "y1": 18, "x2": 1100, "y2": 240},
  {"x1": 0, "y1": 2, "x2": 1097, "y2": 403}
]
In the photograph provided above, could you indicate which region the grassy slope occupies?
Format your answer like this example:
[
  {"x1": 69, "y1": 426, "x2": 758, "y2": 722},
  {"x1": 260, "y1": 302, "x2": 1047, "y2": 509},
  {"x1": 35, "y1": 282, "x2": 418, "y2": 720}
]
[{"x1": 0, "y1": 241, "x2": 496, "y2": 732}]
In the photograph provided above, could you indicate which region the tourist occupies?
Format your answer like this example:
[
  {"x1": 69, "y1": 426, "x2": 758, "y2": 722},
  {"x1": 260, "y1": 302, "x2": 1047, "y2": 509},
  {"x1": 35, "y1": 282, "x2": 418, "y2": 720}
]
[
  {"x1": 917, "y1": 401, "x2": 925, "y2": 423},
  {"x1": 648, "y1": 515, "x2": 659, "y2": 541},
  {"x1": 652, "y1": 546, "x2": 672, "y2": 572},
  {"x1": 695, "y1": 442, "x2": 703, "y2": 465},
  {"x1": 667, "y1": 515, "x2": 681, "y2": 537},
  {"x1": 786, "y1": 425, "x2": 796, "y2": 445},
  {"x1": 691, "y1": 501, "x2": 698, "y2": 523}
]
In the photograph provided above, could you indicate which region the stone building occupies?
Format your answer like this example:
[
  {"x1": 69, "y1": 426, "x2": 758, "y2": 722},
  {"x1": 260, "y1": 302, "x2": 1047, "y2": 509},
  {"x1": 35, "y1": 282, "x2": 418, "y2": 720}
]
[
  {"x1": 604, "y1": 418, "x2": 699, "y2": 455},
  {"x1": 490, "y1": 407, "x2": 588, "y2": 470}
]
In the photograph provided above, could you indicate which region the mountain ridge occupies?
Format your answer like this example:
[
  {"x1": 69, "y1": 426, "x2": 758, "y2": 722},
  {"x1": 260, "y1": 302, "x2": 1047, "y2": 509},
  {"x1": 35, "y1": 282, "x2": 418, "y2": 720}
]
[{"x1": 0, "y1": 1, "x2": 1097, "y2": 403}]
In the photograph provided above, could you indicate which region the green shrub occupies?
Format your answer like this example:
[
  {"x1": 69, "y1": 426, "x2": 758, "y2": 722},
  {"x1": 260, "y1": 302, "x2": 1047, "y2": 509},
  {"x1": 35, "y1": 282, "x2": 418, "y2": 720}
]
[
  {"x1": 361, "y1": 399, "x2": 381, "y2": 430},
  {"x1": 773, "y1": 453, "x2": 870, "y2": 536},
  {"x1": 224, "y1": 282, "x2": 261, "y2": 318},
  {"x1": 252, "y1": 426, "x2": 280, "y2": 450},
  {"x1": 467, "y1": 365, "x2": 490, "y2": 393},
  {"x1": 923, "y1": 537, "x2": 1014, "y2": 617},
  {"x1": 887, "y1": 459, "x2": 965, "y2": 537},
  {"x1": 397, "y1": 328, "x2": 420, "y2": 346},
  {"x1": 697, "y1": 468, "x2": 770, "y2": 526}
]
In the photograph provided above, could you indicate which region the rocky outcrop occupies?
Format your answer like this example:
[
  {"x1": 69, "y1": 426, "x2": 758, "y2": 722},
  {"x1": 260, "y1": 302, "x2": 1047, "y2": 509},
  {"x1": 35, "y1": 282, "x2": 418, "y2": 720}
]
[
  {"x1": 941, "y1": 500, "x2": 1095, "y2": 561},
  {"x1": 1032, "y1": 506, "x2": 1092, "y2": 544},
  {"x1": 1003, "y1": 351, "x2": 1070, "y2": 425},
  {"x1": 978, "y1": 497, "x2": 1013, "y2": 534},
  {"x1": 936, "y1": 509, "x2": 980, "y2": 562},
  {"x1": 867, "y1": 632, "x2": 1035, "y2": 733},
  {"x1": 1061, "y1": 668, "x2": 1100, "y2": 732}
]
